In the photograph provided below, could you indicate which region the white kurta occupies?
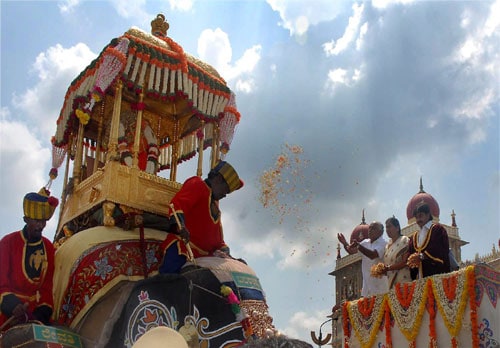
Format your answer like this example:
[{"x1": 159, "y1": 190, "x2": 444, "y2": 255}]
[{"x1": 360, "y1": 237, "x2": 388, "y2": 297}]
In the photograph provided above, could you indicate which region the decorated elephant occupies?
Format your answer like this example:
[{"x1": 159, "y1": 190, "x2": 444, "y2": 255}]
[{"x1": 48, "y1": 226, "x2": 274, "y2": 347}]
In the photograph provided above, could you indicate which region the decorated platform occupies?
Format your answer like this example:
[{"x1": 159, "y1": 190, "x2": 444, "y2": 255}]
[{"x1": 340, "y1": 264, "x2": 499, "y2": 348}]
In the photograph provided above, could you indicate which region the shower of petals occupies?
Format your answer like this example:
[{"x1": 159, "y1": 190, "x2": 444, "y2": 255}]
[{"x1": 259, "y1": 143, "x2": 312, "y2": 227}]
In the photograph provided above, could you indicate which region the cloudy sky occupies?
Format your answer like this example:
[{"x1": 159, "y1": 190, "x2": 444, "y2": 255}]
[{"x1": 1, "y1": 0, "x2": 499, "y2": 342}]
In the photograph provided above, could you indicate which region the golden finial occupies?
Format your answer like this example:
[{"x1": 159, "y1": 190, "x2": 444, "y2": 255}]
[{"x1": 151, "y1": 13, "x2": 169, "y2": 37}]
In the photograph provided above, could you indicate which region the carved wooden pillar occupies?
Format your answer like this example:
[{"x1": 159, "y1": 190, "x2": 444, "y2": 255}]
[
  {"x1": 196, "y1": 120, "x2": 205, "y2": 177},
  {"x1": 94, "y1": 99, "x2": 105, "y2": 172},
  {"x1": 107, "y1": 81, "x2": 123, "y2": 162},
  {"x1": 73, "y1": 121, "x2": 85, "y2": 186},
  {"x1": 132, "y1": 93, "x2": 145, "y2": 169},
  {"x1": 210, "y1": 123, "x2": 219, "y2": 168},
  {"x1": 169, "y1": 117, "x2": 179, "y2": 181}
]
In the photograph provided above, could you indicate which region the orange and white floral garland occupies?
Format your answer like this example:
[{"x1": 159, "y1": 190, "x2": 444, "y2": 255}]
[
  {"x1": 342, "y1": 266, "x2": 481, "y2": 348},
  {"x1": 383, "y1": 301, "x2": 392, "y2": 348},
  {"x1": 346, "y1": 295, "x2": 387, "y2": 348},
  {"x1": 387, "y1": 278, "x2": 428, "y2": 346},
  {"x1": 431, "y1": 266, "x2": 473, "y2": 348},
  {"x1": 342, "y1": 302, "x2": 351, "y2": 348},
  {"x1": 426, "y1": 279, "x2": 438, "y2": 348},
  {"x1": 467, "y1": 267, "x2": 479, "y2": 348}
]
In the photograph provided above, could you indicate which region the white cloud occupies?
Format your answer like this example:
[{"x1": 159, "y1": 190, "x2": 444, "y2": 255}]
[
  {"x1": 266, "y1": 0, "x2": 345, "y2": 38},
  {"x1": 453, "y1": 88, "x2": 495, "y2": 121},
  {"x1": 294, "y1": 15, "x2": 310, "y2": 37},
  {"x1": 484, "y1": 0, "x2": 500, "y2": 37},
  {"x1": 356, "y1": 22, "x2": 369, "y2": 50},
  {"x1": 456, "y1": 37, "x2": 482, "y2": 62},
  {"x1": 323, "y1": 3, "x2": 364, "y2": 56},
  {"x1": 239, "y1": 228, "x2": 284, "y2": 259},
  {"x1": 11, "y1": 43, "x2": 96, "y2": 141},
  {"x1": 0, "y1": 116, "x2": 52, "y2": 234},
  {"x1": 327, "y1": 68, "x2": 348, "y2": 84},
  {"x1": 109, "y1": 0, "x2": 148, "y2": 19},
  {"x1": 281, "y1": 310, "x2": 331, "y2": 340},
  {"x1": 235, "y1": 79, "x2": 256, "y2": 94},
  {"x1": 2, "y1": 42, "x2": 94, "y2": 238},
  {"x1": 352, "y1": 68, "x2": 362, "y2": 81},
  {"x1": 58, "y1": 0, "x2": 81, "y2": 13},
  {"x1": 0, "y1": 119, "x2": 49, "y2": 185},
  {"x1": 277, "y1": 244, "x2": 312, "y2": 270},
  {"x1": 197, "y1": 28, "x2": 261, "y2": 92},
  {"x1": 234, "y1": 45, "x2": 262, "y2": 75},
  {"x1": 231, "y1": 46, "x2": 262, "y2": 93},
  {"x1": 446, "y1": 0, "x2": 500, "y2": 144},
  {"x1": 455, "y1": 1, "x2": 500, "y2": 65},
  {"x1": 169, "y1": 0, "x2": 194, "y2": 12},
  {"x1": 324, "y1": 68, "x2": 360, "y2": 93},
  {"x1": 198, "y1": 28, "x2": 233, "y2": 72},
  {"x1": 372, "y1": 0, "x2": 415, "y2": 10}
]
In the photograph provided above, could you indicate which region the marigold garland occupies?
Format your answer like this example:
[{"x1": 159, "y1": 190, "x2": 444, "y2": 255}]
[
  {"x1": 347, "y1": 295, "x2": 387, "y2": 348},
  {"x1": 342, "y1": 302, "x2": 351, "y2": 348},
  {"x1": 387, "y1": 278, "x2": 428, "y2": 343},
  {"x1": 384, "y1": 301, "x2": 392, "y2": 348},
  {"x1": 431, "y1": 268, "x2": 469, "y2": 343},
  {"x1": 396, "y1": 282, "x2": 417, "y2": 309},
  {"x1": 357, "y1": 296, "x2": 376, "y2": 318},
  {"x1": 426, "y1": 279, "x2": 437, "y2": 348},
  {"x1": 343, "y1": 266, "x2": 486, "y2": 348},
  {"x1": 123, "y1": 32, "x2": 229, "y2": 91},
  {"x1": 75, "y1": 109, "x2": 90, "y2": 125},
  {"x1": 442, "y1": 275, "x2": 458, "y2": 302},
  {"x1": 467, "y1": 266, "x2": 479, "y2": 348}
]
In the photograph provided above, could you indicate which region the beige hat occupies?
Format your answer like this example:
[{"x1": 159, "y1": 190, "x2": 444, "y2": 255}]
[{"x1": 132, "y1": 326, "x2": 189, "y2": 348}]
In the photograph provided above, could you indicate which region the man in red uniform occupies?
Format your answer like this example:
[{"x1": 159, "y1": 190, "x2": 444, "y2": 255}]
[
  {"x1": 160, "y1": 161, "x2": 243, "y2": 273},
  {"x1": 407, "y1": 202, "x2": 450, "y2": 279},
  {"x1": 0, "y1": 188, "x2": 58, "y2": 329}
]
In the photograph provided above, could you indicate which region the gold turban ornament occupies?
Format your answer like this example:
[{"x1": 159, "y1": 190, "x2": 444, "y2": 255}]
[{"x1": 23, "y1": 188, "x2": 59, "y2": 220}]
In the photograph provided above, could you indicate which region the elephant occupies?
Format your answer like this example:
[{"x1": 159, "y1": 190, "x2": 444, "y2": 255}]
[{"x1": 45, "y1": 226, "x2": 274, "y2": 347}]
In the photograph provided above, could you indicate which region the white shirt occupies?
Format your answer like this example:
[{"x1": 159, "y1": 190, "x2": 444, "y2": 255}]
[
  {"x1": 417, "y1": 220, "x2": 433, "y2": 246},
  {"x1": 360, "y1": 237, "x2": 389, "y2": 297}
]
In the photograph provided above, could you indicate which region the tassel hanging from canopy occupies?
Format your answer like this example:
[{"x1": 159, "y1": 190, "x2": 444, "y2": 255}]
[
  {"x1": 218, "y1": 92, "x2": 241, "y2": 159},
  {"x1": 92, "y1": 38, "x2": 130, "y2": 102},
  {"x1": 47, "y1": 137, "x2": 68, "y2": 190}
]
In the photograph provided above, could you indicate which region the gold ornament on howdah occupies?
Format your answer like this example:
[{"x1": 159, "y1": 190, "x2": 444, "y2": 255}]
[{"x1": 151, "y1": 13, "x2": 169, "y2": 37}]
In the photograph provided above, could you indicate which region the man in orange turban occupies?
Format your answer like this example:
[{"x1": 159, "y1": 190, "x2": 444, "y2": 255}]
[{"x1": 0, "y1": 188, "x2": 59, "y2": 330}]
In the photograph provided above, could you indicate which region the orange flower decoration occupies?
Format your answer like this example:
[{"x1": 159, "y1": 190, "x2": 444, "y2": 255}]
[{"x1": 395, "y1": 282, "x2": 416, "y2": 309}]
